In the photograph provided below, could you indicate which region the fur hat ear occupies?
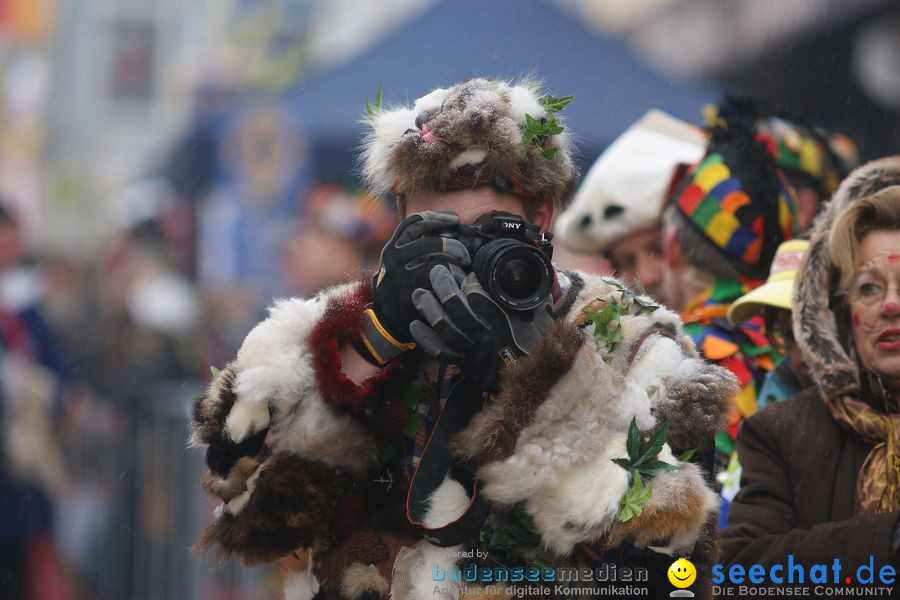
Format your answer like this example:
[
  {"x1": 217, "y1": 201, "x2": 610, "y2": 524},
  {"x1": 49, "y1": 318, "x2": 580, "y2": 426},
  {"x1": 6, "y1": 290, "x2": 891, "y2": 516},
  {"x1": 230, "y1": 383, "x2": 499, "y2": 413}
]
[{"x1": 360, "y1": 78, "x2": 579, "y2": 210}]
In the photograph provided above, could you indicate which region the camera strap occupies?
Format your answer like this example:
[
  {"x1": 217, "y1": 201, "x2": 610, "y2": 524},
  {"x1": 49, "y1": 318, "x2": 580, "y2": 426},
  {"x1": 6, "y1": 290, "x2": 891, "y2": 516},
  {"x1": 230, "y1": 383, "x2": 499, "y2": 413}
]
[{"x1": 405, "y1": 376, "x2": 490, "y2": 547}]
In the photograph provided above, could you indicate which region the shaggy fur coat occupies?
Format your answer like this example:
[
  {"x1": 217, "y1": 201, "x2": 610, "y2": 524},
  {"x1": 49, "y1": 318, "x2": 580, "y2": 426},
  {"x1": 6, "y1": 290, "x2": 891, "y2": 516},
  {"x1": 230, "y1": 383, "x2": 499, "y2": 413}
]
[{"x1": 190, "y1": 267, "x2": 735, "y2": 600}]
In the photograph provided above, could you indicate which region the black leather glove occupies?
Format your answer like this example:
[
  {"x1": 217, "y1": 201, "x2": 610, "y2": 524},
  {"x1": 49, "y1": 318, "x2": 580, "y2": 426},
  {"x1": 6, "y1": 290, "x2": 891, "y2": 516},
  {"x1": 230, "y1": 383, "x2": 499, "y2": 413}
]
[
  {"x1": 409, "y1": 264, "x2": 553, "y2": 393},
  {"x1": 357, "y1": 212, "x2": 470, "y2": 366}
]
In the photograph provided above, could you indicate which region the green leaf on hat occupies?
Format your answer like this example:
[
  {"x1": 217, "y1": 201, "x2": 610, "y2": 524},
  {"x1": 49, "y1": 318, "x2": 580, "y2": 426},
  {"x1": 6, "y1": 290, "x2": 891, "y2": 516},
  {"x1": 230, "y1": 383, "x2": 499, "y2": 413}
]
[
  {"x1": 210, "y1": 366, "x2": 221, "y2": 379},
  {"x1": 365, "y1": 83, "x2": 383, "y2": 120},
  {"x1": 539, "y1": 94, "x2": 574, "y2": 114},
  {"x1": 543, "y1": 115, "x2": 564, "y2": 135}
]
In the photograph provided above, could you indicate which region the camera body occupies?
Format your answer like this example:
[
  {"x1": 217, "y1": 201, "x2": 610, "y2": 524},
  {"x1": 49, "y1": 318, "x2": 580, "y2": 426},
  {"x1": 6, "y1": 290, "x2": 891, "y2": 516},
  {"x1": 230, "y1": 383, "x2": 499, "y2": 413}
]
[{"x1": 449, "y1": 212, "x2": 555, "y2": 312}]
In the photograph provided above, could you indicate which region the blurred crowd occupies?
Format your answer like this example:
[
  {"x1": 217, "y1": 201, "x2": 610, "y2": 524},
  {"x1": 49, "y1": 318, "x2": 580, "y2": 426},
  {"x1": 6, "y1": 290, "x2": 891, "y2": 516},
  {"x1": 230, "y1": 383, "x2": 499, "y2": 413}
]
[{"x1": 4, "y1": 79, "x2": 899, "y2": 597}]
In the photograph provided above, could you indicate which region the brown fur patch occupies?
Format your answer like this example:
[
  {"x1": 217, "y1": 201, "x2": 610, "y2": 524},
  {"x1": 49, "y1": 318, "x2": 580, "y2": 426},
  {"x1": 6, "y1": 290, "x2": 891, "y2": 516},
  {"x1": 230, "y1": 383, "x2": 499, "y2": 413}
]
[
  {"x1": 603, "y1": 475, "x2": 711, "y2": 550},
  {"x1": 452, "y1": 321, "x2": 585, "y2": 464},
  {"x1": 202, "y1": 456, "x2": 261, "y2": 503},
  {"x1": 191, "y1": 364, "x2": 237, "y2": 446},
  {"x1": 654, "y1": 362, "x2": 736, "y2": 455},
  {"x1": 194, "y1": 453, "x2": 351, "y2": 566},
  {"x1": 688, "y1": 514, "x2": 720, "y2": 600}
]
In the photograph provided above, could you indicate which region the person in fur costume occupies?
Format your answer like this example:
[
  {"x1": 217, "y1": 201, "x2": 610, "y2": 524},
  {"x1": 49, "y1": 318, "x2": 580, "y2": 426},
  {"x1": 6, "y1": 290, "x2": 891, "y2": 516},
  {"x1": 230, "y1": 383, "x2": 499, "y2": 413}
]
[
  {"x1": 721, "y1": 156, "x2": 900, "y2": 572},
  {"x1": 190, "y1": 78, "x2": 737, "y2": 599}
]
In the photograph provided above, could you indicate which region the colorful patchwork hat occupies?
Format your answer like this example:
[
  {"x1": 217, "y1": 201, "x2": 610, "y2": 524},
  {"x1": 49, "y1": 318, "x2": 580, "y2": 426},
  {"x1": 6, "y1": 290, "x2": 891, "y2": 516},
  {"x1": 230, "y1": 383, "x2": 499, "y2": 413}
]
[
  {"x1": 727, "y1": 239, "x2": 809, "y2": 324},
  {"x1": 706, "y1": 96, "x2": 859, "y2": 201},
  {"x1": 670, "y1": 119, "x2": 798, "y2": 280}
]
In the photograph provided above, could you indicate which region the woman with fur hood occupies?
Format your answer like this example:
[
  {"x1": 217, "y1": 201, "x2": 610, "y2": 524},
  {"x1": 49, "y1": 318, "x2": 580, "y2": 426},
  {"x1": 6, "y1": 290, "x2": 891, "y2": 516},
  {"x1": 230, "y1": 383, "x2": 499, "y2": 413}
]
[
  {"x1": 721, "y1": 157, "x2": 900, "y2": 574},
  {"x1": 190, "y1": 78, "x2": 737, "y2": 599}
]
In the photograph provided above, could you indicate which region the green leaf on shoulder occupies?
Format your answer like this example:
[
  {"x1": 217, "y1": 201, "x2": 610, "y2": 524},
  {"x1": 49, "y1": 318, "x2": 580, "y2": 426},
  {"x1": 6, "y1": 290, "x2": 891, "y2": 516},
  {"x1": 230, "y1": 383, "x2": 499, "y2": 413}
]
[
  {"x1": 611, "y1": 458, "x2": 634, "y2": 471},
  {"x1": 637, "y1": 460, "x2": 680, "y2": 477},
  {"x1": 625, "y1": 417, "x2": 641, "y2": 460},
  {"x1": 617, "y1": 472, "x2": 651, "y2": 523},
  {"x1": 636, "y1": 420, "x2": 671, "y2": 465}
]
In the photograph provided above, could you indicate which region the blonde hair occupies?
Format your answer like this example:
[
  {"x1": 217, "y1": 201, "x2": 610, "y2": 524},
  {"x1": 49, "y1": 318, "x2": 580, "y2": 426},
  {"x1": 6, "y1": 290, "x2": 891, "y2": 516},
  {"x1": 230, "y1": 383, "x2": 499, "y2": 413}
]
[{"x1": 829, "y1": 186, "x2": 900, "y2": 291}]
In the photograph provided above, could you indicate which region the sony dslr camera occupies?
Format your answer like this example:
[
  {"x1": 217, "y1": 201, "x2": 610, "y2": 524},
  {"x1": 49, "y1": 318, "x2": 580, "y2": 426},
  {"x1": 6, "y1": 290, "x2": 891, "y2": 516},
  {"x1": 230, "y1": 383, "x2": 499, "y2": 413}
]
[{"x1": 448, "y1": 212, "x2": 555, "y2": 312}]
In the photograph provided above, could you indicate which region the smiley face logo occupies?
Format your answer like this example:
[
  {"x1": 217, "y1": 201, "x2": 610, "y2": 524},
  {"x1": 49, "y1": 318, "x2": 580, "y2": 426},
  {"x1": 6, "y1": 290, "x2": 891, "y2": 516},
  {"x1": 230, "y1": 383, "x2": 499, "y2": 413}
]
[{"x1": 668, "y1": 558, "x2": 696, "y2": 588}]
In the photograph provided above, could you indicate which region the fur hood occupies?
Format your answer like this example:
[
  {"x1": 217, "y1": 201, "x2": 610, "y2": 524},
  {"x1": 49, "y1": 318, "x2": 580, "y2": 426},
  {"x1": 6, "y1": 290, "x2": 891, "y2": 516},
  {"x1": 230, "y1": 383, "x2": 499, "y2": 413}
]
[
  {"x1": 793, "y1": 156, "x2": 900, "y2": 402},
  {"x1": 360, "y1": 78, "x2": 579, "y2": 208}
]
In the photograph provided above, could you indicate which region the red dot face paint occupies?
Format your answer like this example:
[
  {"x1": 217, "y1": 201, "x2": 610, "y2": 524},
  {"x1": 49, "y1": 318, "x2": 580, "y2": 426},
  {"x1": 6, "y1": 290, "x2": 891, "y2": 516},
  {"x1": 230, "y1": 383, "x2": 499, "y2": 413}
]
[
  {"x1": 888, "y1": 254, "x2": 900, "y2": 264},
  {"x1": 852, "y1": 313, "x2": 861, "y2": 327},
  {"x1": 884, "y1": 302, "x2": 899, "y2": 313}
]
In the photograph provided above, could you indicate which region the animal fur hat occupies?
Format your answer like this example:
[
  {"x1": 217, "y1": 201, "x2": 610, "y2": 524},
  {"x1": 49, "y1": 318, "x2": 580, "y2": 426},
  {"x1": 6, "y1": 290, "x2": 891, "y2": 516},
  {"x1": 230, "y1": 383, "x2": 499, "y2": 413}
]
[
  {"x1": 794, "y1": 156, "x2": 900, "y2": 400},
  {"x1": 554, "y1": 109, "x2": 706, "y2": 254},
  {"x1": 360, "y1": 78, "x2": 579, "y2": 209}
]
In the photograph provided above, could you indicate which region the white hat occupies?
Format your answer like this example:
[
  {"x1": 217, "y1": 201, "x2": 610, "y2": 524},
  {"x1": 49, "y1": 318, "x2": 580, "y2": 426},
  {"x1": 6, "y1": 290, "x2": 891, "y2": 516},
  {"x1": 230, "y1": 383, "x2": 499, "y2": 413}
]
[{"x1": 554, "y1": 109, "x2": 706, "y2": 254}]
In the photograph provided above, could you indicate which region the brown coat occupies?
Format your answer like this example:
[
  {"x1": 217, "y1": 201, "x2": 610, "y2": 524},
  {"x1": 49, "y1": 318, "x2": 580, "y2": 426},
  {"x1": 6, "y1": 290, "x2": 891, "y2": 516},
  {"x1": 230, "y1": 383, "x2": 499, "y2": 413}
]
[{"x1": 721, "y1": 387, "x2": 900, "y2": 570}]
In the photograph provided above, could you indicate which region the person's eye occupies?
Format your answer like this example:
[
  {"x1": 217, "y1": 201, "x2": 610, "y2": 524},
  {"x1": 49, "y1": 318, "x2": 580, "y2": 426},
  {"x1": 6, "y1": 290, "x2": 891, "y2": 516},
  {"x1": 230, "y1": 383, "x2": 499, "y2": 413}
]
[{"x1": 858, "y1": 282, "x2": 884, "y2": 296}]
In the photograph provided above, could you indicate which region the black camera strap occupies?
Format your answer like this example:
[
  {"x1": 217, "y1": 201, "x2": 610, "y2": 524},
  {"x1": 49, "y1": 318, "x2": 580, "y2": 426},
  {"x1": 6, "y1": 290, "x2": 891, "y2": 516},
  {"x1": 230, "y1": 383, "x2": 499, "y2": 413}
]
[{"x1": 405, "y1": 376, "x2": 490, "y2": 546}]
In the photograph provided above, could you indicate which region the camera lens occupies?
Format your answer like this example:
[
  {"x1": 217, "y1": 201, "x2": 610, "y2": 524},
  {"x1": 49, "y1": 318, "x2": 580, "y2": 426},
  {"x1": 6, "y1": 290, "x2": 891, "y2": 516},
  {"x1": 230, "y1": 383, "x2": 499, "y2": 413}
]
[
  {"x1": 472, "y1": 238, "x2": 553, "y2": 311},
  {"x1": 498, "y1": 255, "x2": 542, "y2": 300}
]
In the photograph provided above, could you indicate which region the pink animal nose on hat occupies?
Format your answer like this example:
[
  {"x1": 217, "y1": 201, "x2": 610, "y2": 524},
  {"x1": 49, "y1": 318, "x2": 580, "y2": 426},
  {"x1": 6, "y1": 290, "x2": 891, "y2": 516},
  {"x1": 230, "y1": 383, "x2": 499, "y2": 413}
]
[{"x1": 419, "y1": 122, "x2": 438, "y2": 143}]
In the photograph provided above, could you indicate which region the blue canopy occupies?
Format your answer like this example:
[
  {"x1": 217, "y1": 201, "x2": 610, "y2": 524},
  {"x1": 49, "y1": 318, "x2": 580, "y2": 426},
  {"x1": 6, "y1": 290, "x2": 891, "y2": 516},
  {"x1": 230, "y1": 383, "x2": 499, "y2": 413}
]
[{"x1": 286, "y1": 0, "x2": 716, "y2": 183}]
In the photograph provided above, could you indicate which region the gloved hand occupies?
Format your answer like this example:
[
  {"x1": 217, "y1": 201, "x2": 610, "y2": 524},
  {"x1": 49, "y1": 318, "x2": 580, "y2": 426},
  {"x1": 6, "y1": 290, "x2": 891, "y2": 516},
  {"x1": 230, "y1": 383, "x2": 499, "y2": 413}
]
[
  {"x1": 409, "y1": 264, "x2": 553, "y2": 393},
  {"x1": 358, "y1": 212, "x2": 471, "y2": 366}
]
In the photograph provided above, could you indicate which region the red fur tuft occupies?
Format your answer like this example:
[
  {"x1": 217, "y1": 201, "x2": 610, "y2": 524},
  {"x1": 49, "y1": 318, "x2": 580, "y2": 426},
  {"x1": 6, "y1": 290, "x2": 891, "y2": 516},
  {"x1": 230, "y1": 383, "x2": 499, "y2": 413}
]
[{"x1": 309, "y1": 283, "x2": 399, "y2": 417}]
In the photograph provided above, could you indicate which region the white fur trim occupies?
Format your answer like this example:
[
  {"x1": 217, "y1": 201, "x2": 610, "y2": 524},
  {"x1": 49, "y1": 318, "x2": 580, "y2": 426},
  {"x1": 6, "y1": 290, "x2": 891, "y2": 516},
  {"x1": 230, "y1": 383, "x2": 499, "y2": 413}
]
[
  {"x1": 225, "y1": 398, "x2": 270, "y2": 443},
  {"x1": 390, "y1": 541, "x2": 462, "y2": 600},
  {"x1": 412, "y1": 87, "x2": 449, "y2": 114},
  {"x1": 554, "y1": 109, "x2": 705, "y2": 254},
  {"x1": 526, "y1": 432, "x2": 630, "y2": 555},
  {"x1": 341, "y1": 562, "x2": 388, "y2": 599},
  {"x1": 423, "y1": 476, "x2": 470, "y2": 529},
  {"x1": 361, "y1": 107, "x2": 419, "y2": 195},
  {"x1": 506, "y1": 83, "x2": 546, "y2": 125},
  {"x1": 283, "y1": 565, "x2": 320, "y2": 600},
  {"x1": 448, "y1": 148, "x2": 488, "y2": 170},
  {"x1": 626, "y1": 334, "x2": 685, "y2": 402},
  {"x1": 229, "y1": 282, "x2": 376, "y2": 472},
  {"x1": 223, "y1": 466, "x2": 261, "y2": 516}
]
